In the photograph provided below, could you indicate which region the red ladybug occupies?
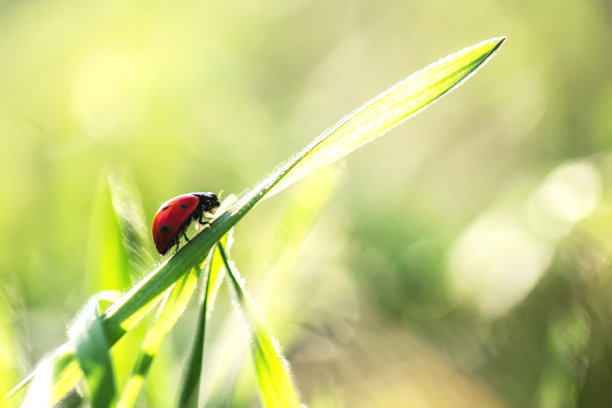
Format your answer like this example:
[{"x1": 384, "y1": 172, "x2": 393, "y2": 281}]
[{"x1": 152, "y1": 192, "x2": 221, "y2": 255}]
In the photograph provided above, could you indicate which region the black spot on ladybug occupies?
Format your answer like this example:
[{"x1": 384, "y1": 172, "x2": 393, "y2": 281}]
[
  {"x1": 160, "y1": 225, "x2": 169, "y2": 233},
  {"x1": 162, "y1": 205, "x2": 169, "y2": 211},
  {"x1": 181, "y1": 204, "x2": 188, "y2": 209}
]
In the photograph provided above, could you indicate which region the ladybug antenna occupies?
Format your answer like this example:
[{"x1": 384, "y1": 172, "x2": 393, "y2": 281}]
[{"x1": 218, "y1": 189, "x2": 224, "y2": 199}]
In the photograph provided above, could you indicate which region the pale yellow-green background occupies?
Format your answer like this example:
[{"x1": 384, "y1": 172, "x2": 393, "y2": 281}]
[{"x1": 1, "y1": 0, "x2": 611, "y2": 406}]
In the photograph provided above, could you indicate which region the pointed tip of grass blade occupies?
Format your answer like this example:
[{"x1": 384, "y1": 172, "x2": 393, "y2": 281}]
[{"x1": 493, "y1": 35, "x2": 506, "y2": 50}]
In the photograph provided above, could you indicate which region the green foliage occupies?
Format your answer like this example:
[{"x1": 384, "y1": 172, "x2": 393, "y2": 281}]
[
  {"x1": 118, "y1": 265, "x2": 199, "y2": 408},
  {"x1": 178, "y1": 231, "x2": 231, "y2": 408},
  {"x1": 219, "y1": 242, "x2": 302, "y2": 408},
  {"x1": 4, "y1": 37, "x2": 504, "y2": 407}
]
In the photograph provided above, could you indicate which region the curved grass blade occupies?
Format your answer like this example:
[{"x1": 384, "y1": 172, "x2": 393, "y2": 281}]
[
  {"x1": 107, "y1": 167, "x2": 156, "y2": 278},
  {"x1": 117, "y1": 265, "x2": 201, "y2": 408},
  {"x1": 218, "y1": 243, "x2": 301, "y2": 408},
  {"x1": 202, "y1": 168, "x2": 339, "y2": 406},
  {"x1": 71, "y1": 291, "x2": 121, "y2": 408},
  {"x1": 87, "y1": 166, "x2": 158, "y2": 393},
  {"x1": 6, "y1": 37, "x2": 505, "y2": 405},
  {"x1": 87, "y1": 168, "x2": 132, "y2": 294},
  {"x1": 5, "y1": 347, "x2": 79, "y2": 408},
  {"x1": 178, "y1": 231, "x2": 232, "y2": 408},
  {"x1": 266, "y1": 36, "x2": 506, "y2": 197}
]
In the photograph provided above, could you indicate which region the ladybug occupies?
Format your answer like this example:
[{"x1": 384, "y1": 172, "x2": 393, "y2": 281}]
[{"x1": 152, "y1": 192, "x2": 221, "y2": 255}]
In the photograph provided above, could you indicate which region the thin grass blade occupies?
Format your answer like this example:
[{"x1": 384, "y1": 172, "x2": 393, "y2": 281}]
[
  {"x1": 87, "y1": 168, "x2": 132, "y2": 293},
  {"x1": 117, "y1": 265, "x2": 200, "y2": 408},
  {"x1": 203, "y1": 168, "x2": 339, "y2": 406},
  {"x1": 107, "y1": 166, "x2": 156, "y2": 278},
  {"x1": 88, "y1": 166, "x2": 154, "y2": 293},
  {"x1": 218, "y1": 243, "x2": 301, "y2": 408},
  {"x1": 178, "y1": 231, "x2": 232, "y2": 408},
  {"x1": 87, "y1": 166, "x2": 158, "y2": 393}
]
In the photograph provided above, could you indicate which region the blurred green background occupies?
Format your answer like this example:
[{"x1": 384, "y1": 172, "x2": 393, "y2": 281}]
[{"x1": 1, "y1": 0, "x2": 611, "y2": 406}]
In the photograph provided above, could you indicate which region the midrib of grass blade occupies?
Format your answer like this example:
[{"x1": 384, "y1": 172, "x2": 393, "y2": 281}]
[
  {"x1": 117, "y1": 264, "x2": 201, "y2": 408},
  {"x1": 178, "y1": 231, "x2": 232, "y2": 408},
  {"x1": 218, "y1": 243, "x2": 301, "y2": 408},
  {"x1": 6, "y1": 37, "x2": 504, "y2": 405}
]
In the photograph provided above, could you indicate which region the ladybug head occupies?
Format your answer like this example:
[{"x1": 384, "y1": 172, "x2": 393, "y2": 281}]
[{"x1": 194, "y1": 192, "x2": 220, "y2": 214}]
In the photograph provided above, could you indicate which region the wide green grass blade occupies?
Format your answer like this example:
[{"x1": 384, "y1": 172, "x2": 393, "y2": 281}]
[
  {"x1": 71, "y1": 291, "x2": 121, "y2": 408},
  {"x1": 117, "y1": 265, "x2": 200, "y2": 408},
  {"x1": 218, "y1": 243, "x2": 301, "y2": 408},
  {"x1": 178, "y1": 231, "x2": 232, "y2": 408},
  {"x1": 265, "y1": 36, "x2": 506, "y2": 197},
  {"x1": 6, "y1": 37, "x2": 504, "y2": 405}
]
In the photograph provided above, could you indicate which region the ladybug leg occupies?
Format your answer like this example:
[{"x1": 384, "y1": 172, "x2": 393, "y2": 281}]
[
  {"x1": 197, "y1": 213, "x2": 210, "y2": 226},
  {"x1": 171, "y1": 237, "x2": 180, "y2": 254},
  {"x1": 198, "y1": 214, "x2": 211, "y2": 229},
  {"x1": 183, "y1": 230, "x2": 190, "y2": 242}
]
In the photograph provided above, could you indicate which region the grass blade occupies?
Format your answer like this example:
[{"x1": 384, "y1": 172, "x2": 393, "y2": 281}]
[
  {"x1": 265, "y1": 36, "x2": 506, "y2": 197},
  {"x1": 19, "y1": 355, "x2": 53, "y2": 408},
  {"x1": 71, "y1": 291, "x2": 121, "y2": 408},
  {"x1": 87, "y1": 166, "x2": 158, "y2": 395},
  {"x1": 178, "y1": 231, "x2": 232, "y2": 408},
  {"x1": 87, "y1": 167, "x2": 132, "y2": 293},
  {"x1": 7, "y1": 37, "x2": 504, "y2": 405},
  {"x1": 203, "y1": 168, "x2": 339, "y2": 406},
  {"x1": 88, "y1": 166, "x2": 155, "y2": 293},
  {"x1": 117, "y1": 265, "x2": 200, "y2": 408},
  {"x1": 107, "y1": 167, "x2": 156, "y2": 278},
  {"x1": 218, "y1": 243, "x2": 301, "y2": 408}
]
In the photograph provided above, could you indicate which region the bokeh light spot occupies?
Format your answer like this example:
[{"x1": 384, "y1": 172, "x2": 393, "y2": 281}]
[
  {"x1": 71, "y1": 50, "x2": 150, "y2": 139},
  {"x1": 447, "y1": 210, "x2": 553, "y2": 318},
  {"x1": 527, "y1": 161, "x2": 601, "y2": 239}
]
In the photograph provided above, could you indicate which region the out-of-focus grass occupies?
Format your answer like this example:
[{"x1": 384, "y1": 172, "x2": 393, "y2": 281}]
[{"x1": 1, "y1": 0, "x2": 611, "y2": 406}]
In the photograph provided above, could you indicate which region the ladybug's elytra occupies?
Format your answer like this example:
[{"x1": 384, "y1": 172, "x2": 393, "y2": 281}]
[{"x1": 152, "y1": 192, "x2": 220, "y2": 255}]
